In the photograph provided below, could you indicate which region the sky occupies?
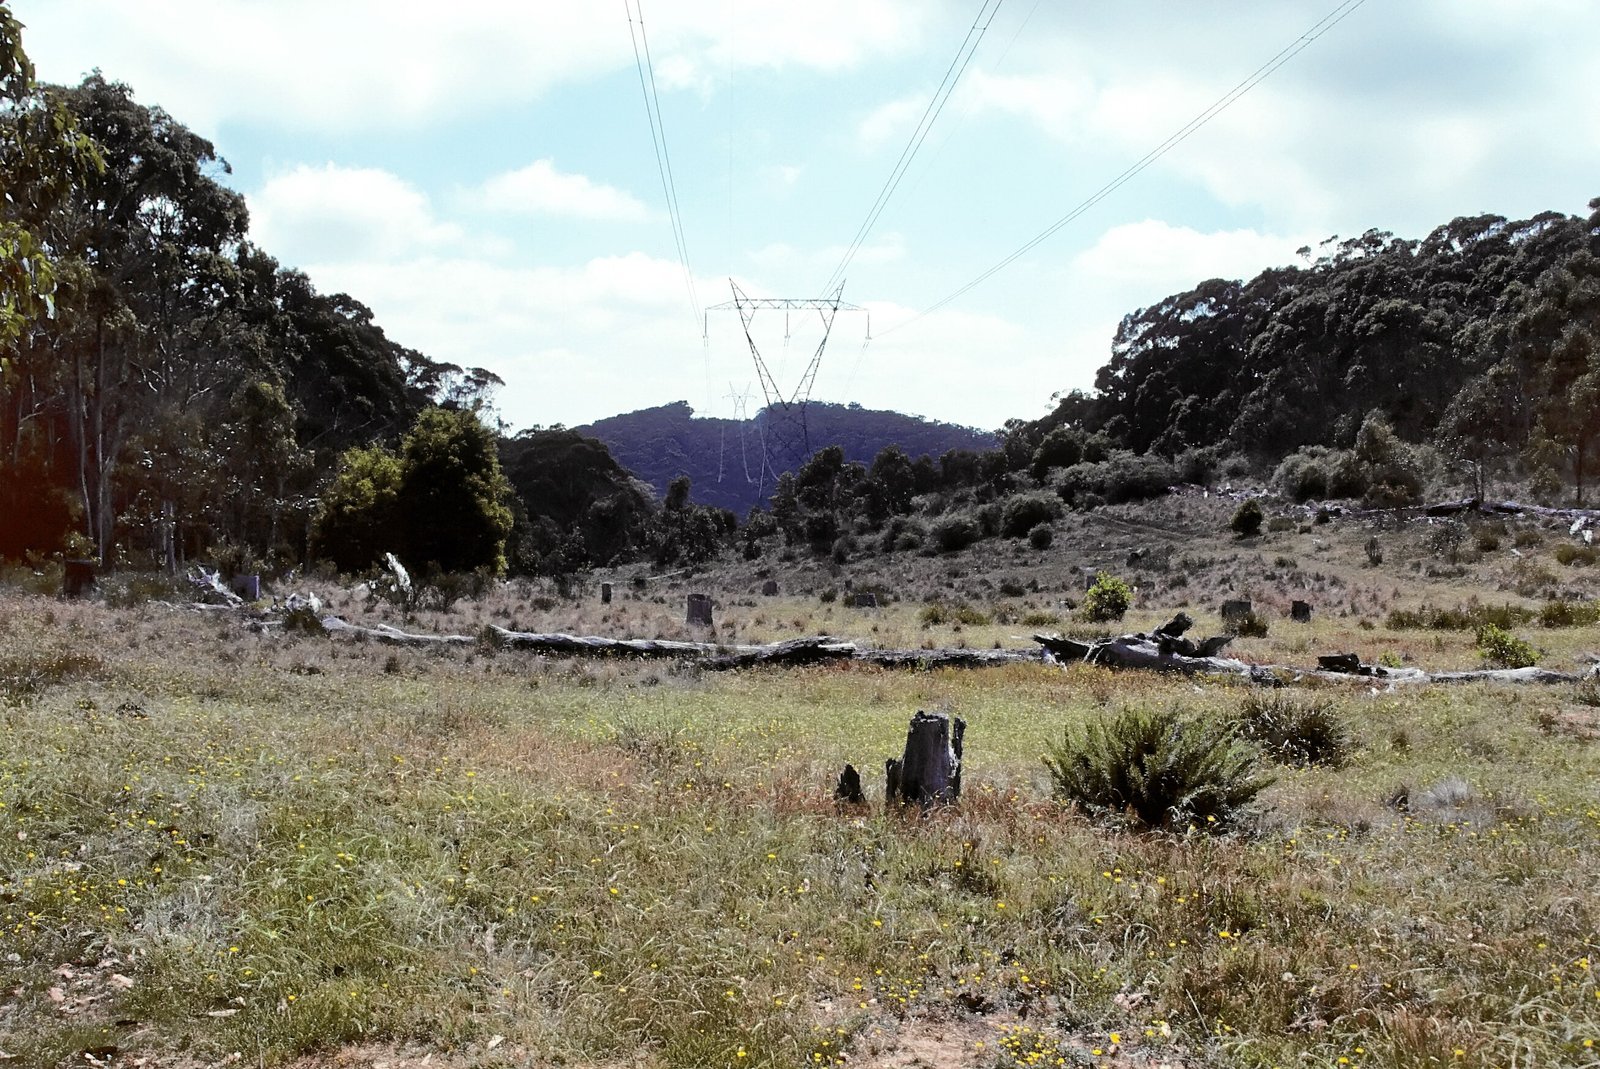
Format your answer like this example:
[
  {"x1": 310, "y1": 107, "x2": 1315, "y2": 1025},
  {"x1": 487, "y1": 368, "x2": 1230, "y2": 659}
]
[{"x1": 12, "y1": 0, "x2": 1600, "y2": 434}]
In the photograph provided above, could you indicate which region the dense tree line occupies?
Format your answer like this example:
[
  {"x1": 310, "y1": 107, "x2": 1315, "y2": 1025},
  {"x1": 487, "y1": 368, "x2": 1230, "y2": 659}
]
[
  {"x1": 0, "y1": 18, "x2": 505, "y2": 569},
  {"x1": 1011, "y1": 204, "x2": 1600, "y2": 504}
]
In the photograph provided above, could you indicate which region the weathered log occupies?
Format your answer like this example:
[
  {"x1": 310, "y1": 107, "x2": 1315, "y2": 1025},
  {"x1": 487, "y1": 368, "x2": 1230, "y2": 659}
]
[
  {"x1": 701, "y1": 636, "x2": 856, "y2": 671},
  {"x1": 853, "y1": 647, "x2": 1039, "y2": 670},
  {"x1": 1088, "y1": 635, "x2": 1266, "y2": 680},
  {"x1": 321, "y1": 617, "x2": 474, "y2": 646},
  {"x1": 886, "y1": 710, "x2": 964, "y2": 808},
  {"x1": 1154, "y1": 612, "x2": 1193, "y2": 638},
  {"x1": 834, "y1": 764, "x2": 865, "y2": 805},
  {"x1": 1035, "y1": 634, "x2": 1094, "y2": 663}
]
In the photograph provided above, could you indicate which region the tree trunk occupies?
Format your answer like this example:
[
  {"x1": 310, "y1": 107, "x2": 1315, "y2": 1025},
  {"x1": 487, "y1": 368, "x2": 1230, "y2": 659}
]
[{"x1": 885, "y1": 710, "x2": 964, "y2": 808}]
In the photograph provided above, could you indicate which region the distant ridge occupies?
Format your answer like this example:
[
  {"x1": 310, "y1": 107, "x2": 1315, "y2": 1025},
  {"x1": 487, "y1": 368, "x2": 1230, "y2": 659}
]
[{"x1": 579, "y1": 401, "x2": 997, "y2": 513}]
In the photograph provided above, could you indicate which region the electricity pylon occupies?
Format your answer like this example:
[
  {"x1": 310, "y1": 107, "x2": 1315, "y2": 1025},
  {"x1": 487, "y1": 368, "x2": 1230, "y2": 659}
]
[{"x1": 704, "y1": 280, "x2": 869, "y2": 482}]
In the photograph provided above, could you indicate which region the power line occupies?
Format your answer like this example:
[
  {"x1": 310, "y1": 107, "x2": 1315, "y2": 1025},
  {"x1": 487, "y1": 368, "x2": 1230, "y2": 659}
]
[
  {"x1": 879, "y1": 0, "x2": 1369, "y2": 338},
  {"x1": 624, "y1": 0, "x2": 701, "y2": 328},
  {"x1": 820, "y1": 0, "x2": 1005, "y2": 293}
]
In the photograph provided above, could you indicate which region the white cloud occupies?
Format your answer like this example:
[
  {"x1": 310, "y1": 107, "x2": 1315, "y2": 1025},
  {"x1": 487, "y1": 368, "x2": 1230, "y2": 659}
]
[
  {"x1": 1070, "y1": 220, "x2": 1305, "y2": 294},
  {"x1": 247, "y1": 164, "x2": 461, "y2": 264},
  {"x1": 16, "y1": 0, "x2": 928, "y2": 134},
  {"x1": 476, "y1": 161, "x2": 650, "y2": 222}
]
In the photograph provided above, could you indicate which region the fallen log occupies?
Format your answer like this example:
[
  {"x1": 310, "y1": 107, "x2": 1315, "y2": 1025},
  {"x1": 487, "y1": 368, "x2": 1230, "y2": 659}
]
[
  {"x1": 1034, "y1": 631, "x2": 1599, "y2": 688},
  {"x1": 282, "y1": 616, "x2": 1597, "y2": 686},
  {"x1": 321, "y1": 617, "x2": 474, "y2": 646},
  {"x1": 701, "y1": 635, "x2": 856, "y2": 670}
]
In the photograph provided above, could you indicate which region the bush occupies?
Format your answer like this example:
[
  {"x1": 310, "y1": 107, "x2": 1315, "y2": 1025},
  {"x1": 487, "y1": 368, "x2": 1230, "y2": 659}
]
[
  {"x1": 1028, "y1": 524, "x2": 1054, "y2": 550},
  {"x1": 1555, "y1": 543, "x2": 1598, "y2": 567},
  {"x1": 919, "y1": 601, "x2": 991, "y2": 627},
  {"x1": 1386, "y1": 602, "x2": 1537, "y2": 632},
  {"x1": 1000, "y1": 494, "x2": 1062, "y2": 538},
  {"x1": 1230, "y1": 609, "x2": 1269, "y2": 638},
  {"x1": 1233, "y1": 693, "x2": 1351, "y2": 768},
  {"x1": 1540, "y1": 599, "x2": 1600, "y2": 628},
  {"x1": 1056, "y1": 452, "x2": 1176, "y2": 508},
  {"x1": 930, "y1": 516, "x2": 980, "y2": 554},
  {"x1": 1081, "y1": 573, "x2": 1132, "y2": 622},
  {"x1": 1043, "y1": 707, "x2": 1273, "y2": 831},
  {"x1": 1475, "y1": 623, "x2": 1538, "y2": 668},
  {"x1": 1230, "y1": 499, "x2": 1264, "y2": 537},
  {"x1": 1273, "y1": 446, "x2": 1367, "y2": 502}
]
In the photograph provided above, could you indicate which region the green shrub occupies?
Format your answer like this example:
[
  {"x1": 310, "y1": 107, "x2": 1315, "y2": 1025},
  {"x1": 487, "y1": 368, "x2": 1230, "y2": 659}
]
[
  {"x1": 1540, "y1": 599, "x2": 1600, "y2": 628},
  {"x1": 1233, "y1": 693, "x2": 1351, "y2": 768},
  {"x1": 1081, "y1": 573, "x2": 1132, "y2": 622},
  {"x1": 1230, "y1": 609, "x2": 1269, "y2": 638},
  {"x1": 1056, "y1": 452, "x2": 1176, "y2": 508},
  {"x1": 1385, "y1": 602, "x2": 1537, "y2": 632},
  {"x1": 1555, "y1": 543, "x2": 1598, "y2": 567},
  {"x1": 1000, "y1": 494, "x2": 1062, "y2": 538},
  {"x1": 1028, "y1": 523, "x2": 1054, "y2": 550},
  {"x1": 1475, "y1": 623, "x2": 1538, "y2": 669},
  {"x1": 1043, "y1": 707, "x2": 1273, "y2": 831},
  {"x1": 919, "y1": 601, "x2": 990, "y2": 627},
  {"x1": 930, "y1": 516, "x2": 980, "y2": 553},
  {"x1": 1230, "y1": 499, "x2": 1264, "y2": 537}
]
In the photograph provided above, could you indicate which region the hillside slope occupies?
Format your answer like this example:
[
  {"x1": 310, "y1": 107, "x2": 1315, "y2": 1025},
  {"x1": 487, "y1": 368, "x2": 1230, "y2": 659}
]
[{"x1": 579, "y1": 400, "x2": 996, "y2": 513}]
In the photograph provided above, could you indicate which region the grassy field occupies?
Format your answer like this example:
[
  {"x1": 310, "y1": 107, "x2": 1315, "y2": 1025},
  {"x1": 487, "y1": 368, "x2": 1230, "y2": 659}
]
[{"x1": 3, "y1": 500, "x2": 1600, "y2": 1068}]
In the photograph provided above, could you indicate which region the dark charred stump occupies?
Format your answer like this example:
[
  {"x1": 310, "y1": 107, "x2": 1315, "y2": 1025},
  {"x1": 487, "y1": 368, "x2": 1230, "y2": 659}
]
[
  {"x1": 63, "y1": 559, "x2": 96, "y2": 598},
  {"x1": 885, "y1": 710, "x2": 965, "y2": 808},
  {"x1": 834, "y1": 763, "x2": 866, "y2": 805},
  {"x1": 686, "y1": 593, "x2": 713, "y2": 627}
]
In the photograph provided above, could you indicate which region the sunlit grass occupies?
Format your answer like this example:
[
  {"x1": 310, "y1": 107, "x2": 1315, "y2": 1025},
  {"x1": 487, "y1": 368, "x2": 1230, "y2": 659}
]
[{"x1": 1, "y1": 588, "x2": 1598, "y2": 1067}]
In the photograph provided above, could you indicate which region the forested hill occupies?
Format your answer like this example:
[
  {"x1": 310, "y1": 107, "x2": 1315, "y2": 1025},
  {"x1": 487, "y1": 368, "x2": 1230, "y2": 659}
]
[
  {"x1": 579, "y1": 401, "x2": 997, "y2": 514},
  {"x1": 1018, "y1": 201, "x2": 1600, "y2": 482}
]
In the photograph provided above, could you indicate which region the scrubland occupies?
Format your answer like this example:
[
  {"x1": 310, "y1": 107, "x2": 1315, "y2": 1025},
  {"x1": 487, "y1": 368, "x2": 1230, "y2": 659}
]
[{"x1": 3, "y1": 499, "x2": 1600, "y2": 1068}]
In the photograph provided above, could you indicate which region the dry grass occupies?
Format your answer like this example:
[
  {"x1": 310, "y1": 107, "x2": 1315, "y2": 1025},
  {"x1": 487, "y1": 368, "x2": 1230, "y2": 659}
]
[{"x1": 2, "y1": 501, "x2": 1599, "y2": 1068}]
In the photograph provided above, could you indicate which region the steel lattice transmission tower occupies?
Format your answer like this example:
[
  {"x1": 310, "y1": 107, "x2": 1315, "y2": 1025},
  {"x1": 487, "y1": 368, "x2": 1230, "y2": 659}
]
[{"x1": 705, "y1": 280, "x2": 869, "y2": 483}]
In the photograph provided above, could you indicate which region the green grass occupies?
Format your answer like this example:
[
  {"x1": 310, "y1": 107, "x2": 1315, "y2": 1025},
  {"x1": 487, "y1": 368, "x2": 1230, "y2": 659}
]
[{"x1": 2, "y1": 591, "x2": 1599, "y2": 1068}]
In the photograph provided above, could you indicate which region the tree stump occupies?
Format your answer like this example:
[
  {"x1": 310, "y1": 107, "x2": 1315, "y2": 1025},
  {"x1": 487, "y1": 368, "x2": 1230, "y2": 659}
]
[
  {"x1": 851, "y1": 592, "x2": 879, "y2": 609},
  {"x1": 63, "y1": 559, "x2": 96, "y2": 598},
  {"x1": 834, "y1": 763, "x2": 866, "y2": 805},
  {"x1": 601, "y1": 582, "x2": 613, "y2": 604},
  {"x1": 885, "y1": 710, "x2": 965, "y2": 808},
  {"x1": 1220, "y1": 600, "x2": 1253, "y2": 626},
  {"x1": 761, "y1": 579, "x2": 779, "y2": 596},
  {"x1": 685, "y1": 593, "x2": 713, "y2": 627},
  {"x1": 1291, "y1": 600, "x2": 1312, "y2": 622}
]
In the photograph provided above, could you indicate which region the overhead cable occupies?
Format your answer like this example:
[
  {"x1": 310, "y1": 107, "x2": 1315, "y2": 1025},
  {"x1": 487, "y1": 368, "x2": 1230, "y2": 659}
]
[
  {"x1": 820, "y1": 0, "x2": 1005, "y2": 294},
  {"x1": 880, "y1": 0, "x2": 1368, "y2": 337},
  {"x1": 624, "y1": 0, "x2": 701, "y2": 327}
]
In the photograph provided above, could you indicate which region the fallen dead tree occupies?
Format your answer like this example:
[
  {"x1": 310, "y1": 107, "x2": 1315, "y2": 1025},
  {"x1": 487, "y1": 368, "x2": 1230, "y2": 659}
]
[
  {"x1": 1034, "y1": 631, "x2": 1598, "y2": 687},
  {"x1": 287, "y1": 615, "x2": 1591, "y2": 685},
  {"x1": 303, "y1": 618, "x2": 1043, "y2": 671}
]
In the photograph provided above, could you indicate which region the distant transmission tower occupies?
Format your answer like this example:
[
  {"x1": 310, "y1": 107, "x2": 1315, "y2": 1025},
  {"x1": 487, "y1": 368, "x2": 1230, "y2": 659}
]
[
  {"x1": 724, "y1": 383, "x2": 756, "y2": 485},
  {"x1": 705, "y1": 280, "x2": 869, "y2": 482}
]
